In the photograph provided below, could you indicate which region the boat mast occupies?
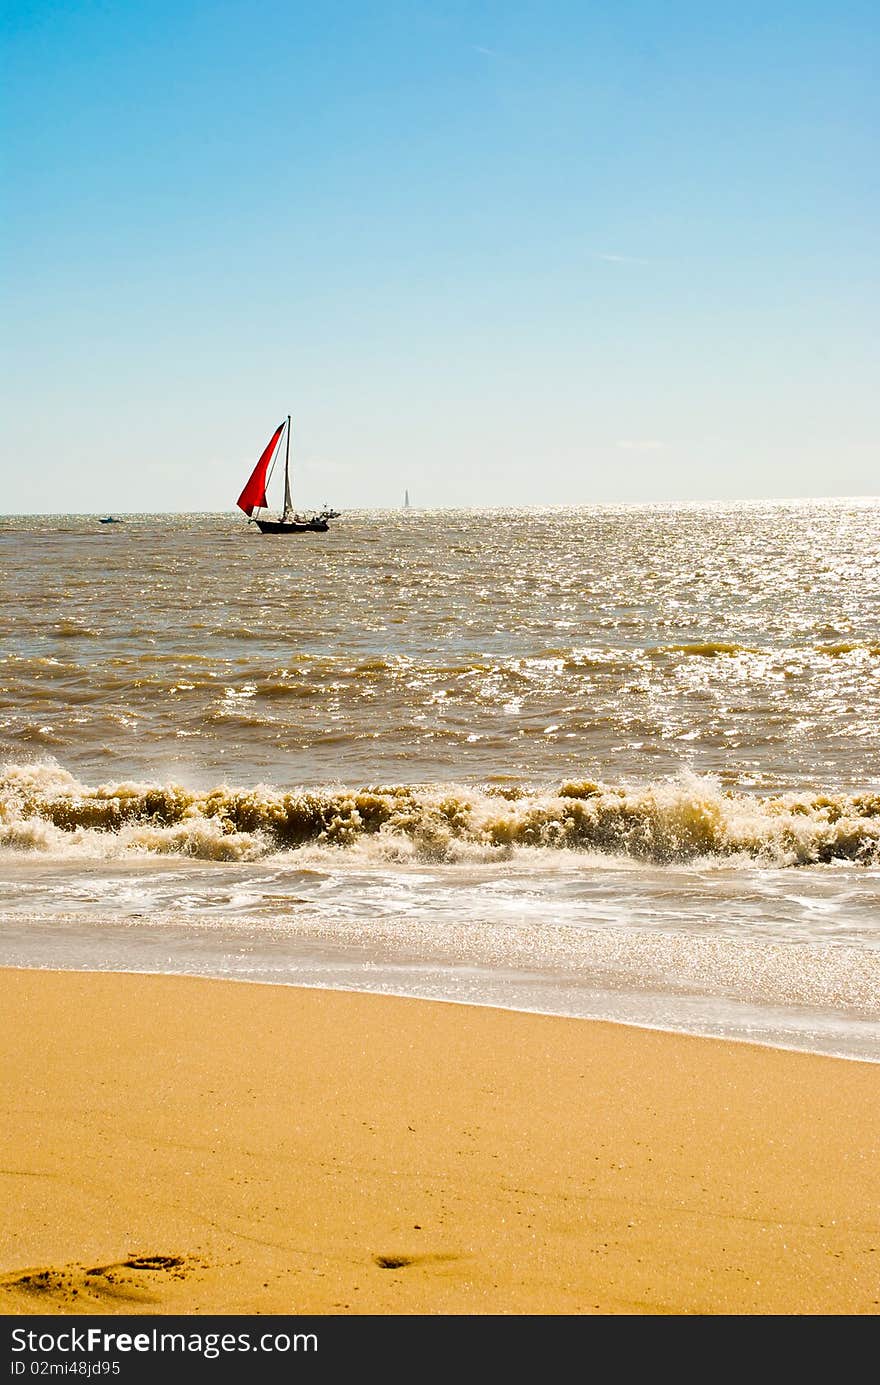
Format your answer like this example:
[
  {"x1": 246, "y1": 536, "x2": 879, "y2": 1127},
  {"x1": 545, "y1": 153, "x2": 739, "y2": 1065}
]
[{"x1": 282, "y1": 415, "x2": 293, "y2": 519}]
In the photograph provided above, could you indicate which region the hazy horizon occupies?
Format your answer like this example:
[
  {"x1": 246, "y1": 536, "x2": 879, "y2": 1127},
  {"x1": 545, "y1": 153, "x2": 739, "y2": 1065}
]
[{"x1": 4, "y1": 493, "x2": 879, "y2": 519}]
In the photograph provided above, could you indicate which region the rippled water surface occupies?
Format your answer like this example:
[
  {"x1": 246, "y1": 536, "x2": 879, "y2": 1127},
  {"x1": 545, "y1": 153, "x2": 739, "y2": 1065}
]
[
  {"x1": 3, "y1": 501, "x2": 880, "y2": 787},
  {"x1": 2, "y1": 503, "x2": 878, "y2": 1057}
]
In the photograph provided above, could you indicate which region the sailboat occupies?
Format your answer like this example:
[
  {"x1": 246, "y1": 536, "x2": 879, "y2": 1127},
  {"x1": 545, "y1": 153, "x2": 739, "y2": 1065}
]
[
  {"x1": 404, "y1": 489, "x2": 410, "y2": 509},
  {"x1": 236, "y1": 416, "x2": 333, "y2": 534}
]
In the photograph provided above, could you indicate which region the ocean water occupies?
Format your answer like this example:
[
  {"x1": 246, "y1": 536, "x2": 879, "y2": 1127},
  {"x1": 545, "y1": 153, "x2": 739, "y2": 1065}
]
[{"x1": 1, "y1": 502, "x2": 879, "y2": 1059}]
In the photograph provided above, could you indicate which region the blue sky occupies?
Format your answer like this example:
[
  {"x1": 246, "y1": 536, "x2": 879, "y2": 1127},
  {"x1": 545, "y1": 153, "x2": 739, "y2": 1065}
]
[{"x1": 2, "y1": 1, "x2": 877, "y2": 511}]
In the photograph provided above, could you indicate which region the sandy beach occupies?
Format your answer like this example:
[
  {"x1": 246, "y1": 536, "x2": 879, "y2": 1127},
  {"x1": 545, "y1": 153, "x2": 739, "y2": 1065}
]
[{"x1": 0, "y1": 968, "x2": 877, "y2": 1316}]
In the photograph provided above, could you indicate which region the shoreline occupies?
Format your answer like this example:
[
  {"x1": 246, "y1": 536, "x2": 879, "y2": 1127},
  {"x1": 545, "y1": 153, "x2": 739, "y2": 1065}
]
[
  {"x1": 1, "y1": 967, "x2": 878, "y2": 1315},
  {"x1": 1, "y1": 957, "x2": 877, "y2": 1067}
]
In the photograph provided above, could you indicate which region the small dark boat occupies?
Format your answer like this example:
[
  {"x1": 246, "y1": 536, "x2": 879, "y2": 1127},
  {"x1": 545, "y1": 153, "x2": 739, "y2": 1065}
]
[
  {"x1": 236, "y1": 416, "x2": 337, "y2": 535},
  {"x1": 99, "y1": 516, "x2": 122, "y2": 524}
]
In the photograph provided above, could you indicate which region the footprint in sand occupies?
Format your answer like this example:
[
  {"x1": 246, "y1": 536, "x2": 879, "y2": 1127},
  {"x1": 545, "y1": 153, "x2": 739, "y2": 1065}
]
[
  {"x1": 373, "y1": 1252, "x2": 461, "y2": 1271},
  {"x1": 0, "y1": 1254, "x2": 202, "y2": 1312}
]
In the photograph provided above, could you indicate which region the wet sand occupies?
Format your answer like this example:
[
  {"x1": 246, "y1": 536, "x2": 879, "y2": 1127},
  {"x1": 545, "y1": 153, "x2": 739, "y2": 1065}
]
[{"x1": 0, "y1": 968, "x2": 877, "y2": 1315}]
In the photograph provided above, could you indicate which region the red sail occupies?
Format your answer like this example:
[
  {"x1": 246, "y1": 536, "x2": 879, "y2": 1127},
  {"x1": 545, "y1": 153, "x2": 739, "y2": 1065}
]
[{"x1": 236, "y1": 422, "x2": 285, "y2": 516}]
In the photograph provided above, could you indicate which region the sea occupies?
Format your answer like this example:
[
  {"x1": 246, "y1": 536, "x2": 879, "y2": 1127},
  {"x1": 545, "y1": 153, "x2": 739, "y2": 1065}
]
[{"x1": 2, "y1": 501, "x2": 879, "y2": 1061}]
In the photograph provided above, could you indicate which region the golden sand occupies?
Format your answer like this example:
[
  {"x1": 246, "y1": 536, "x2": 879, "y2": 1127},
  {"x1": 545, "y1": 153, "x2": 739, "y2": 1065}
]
[{"x1": 0, "y1": 968, "x2": 877, "y2": 1315}]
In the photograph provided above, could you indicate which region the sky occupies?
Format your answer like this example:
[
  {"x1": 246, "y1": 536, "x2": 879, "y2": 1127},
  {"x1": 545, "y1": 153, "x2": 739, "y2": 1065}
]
[{"x1": 2, "y1": 0, "x2": 878, "y2": 512}]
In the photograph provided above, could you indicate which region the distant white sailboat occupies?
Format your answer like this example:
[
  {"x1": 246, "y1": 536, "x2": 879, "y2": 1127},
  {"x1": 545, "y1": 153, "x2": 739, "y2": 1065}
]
[{"x1": 404, "y1": 489, "x2": 410, "y2": 509}]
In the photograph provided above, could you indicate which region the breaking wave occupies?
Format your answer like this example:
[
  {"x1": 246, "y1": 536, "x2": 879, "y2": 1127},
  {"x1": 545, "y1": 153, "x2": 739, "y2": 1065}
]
[{"x1": 2, "y1": 760, "x2": 879, "y2": 866}]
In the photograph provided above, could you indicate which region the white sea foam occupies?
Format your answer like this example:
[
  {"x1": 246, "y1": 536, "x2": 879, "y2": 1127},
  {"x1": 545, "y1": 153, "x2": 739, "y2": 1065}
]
[{"x1": 2, "y1": 759, "x2": 878, "y2": 866}]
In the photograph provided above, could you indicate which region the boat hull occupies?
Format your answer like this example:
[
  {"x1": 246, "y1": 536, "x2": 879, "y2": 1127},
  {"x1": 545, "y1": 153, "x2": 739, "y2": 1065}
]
[{"x1": 254, "y1": 517, "x2": 329, "y2": 534}]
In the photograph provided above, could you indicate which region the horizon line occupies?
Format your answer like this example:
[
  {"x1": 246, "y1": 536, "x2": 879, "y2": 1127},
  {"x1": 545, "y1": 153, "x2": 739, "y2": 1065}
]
[{"x1": 2, "y1": 495, "x2": 878, "y2": 519}]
